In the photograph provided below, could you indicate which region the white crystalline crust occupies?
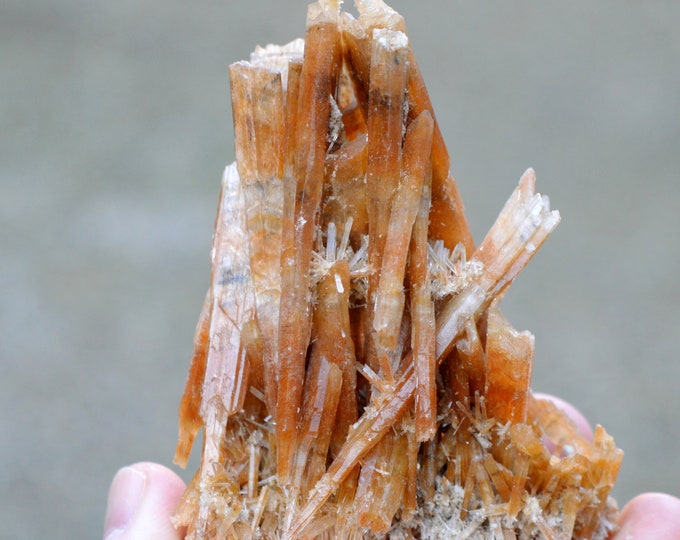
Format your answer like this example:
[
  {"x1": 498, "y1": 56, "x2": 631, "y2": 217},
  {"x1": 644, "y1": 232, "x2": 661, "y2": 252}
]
[
  {"x1": 372, "y1": 28, "x2": 408, "y2": 51},
  {"x1": 378, "y1": 479, "x2": 619, "y2": 540},
  {"x1": 248, "y1": 39, "x2": 305, "y2": 91},
  {"x1": 250, "y1": 39, "x2": 305, "y2": 65},
  {"x1": 356, "y1": 0, "x2": 403, "y2": 29}
]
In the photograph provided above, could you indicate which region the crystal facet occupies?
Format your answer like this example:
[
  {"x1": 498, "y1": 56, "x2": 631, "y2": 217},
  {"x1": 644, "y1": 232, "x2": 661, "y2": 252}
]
[{"x1": 172, "y1": 1, "x2": 622, "y2": 538}]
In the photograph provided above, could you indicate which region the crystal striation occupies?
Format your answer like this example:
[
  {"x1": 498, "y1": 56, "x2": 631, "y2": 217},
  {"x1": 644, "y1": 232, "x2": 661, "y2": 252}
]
[{"x1": 172, "y1": 1, "x2": 623, "y2": 538}]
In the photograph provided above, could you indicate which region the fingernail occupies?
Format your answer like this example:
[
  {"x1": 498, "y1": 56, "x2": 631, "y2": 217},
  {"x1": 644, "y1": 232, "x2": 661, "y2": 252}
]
[{"x1": 103, "y1": 466, "x2": 146, "y2": 539}]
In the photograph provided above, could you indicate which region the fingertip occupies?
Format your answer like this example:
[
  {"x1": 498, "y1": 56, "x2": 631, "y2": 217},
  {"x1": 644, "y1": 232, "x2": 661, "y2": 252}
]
[
  {"x1": 612, "y1": 493, "x2": 680, "y2": 539},
  {"x1": 103, "y1": 462, "x2": 187, "y2": 540},
  {"x1": 128, "y1": 462, "x2": 186, "y2": 499},
  {"x1": 533, "y1": 392, "x2": 594, "y2": 441},
  {"x1": 104, "y1": 466, "x2": 147, "y2": 539}
]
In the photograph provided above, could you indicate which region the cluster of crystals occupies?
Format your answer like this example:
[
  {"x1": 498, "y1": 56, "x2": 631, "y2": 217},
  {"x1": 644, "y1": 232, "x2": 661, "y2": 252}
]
[{"x1": 172, "y1": 1, "x2": 622, "y2": 538}]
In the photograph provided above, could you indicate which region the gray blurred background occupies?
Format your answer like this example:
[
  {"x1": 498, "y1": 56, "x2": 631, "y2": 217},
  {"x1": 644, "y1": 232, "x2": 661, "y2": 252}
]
[{"x1": 2, "y1": 1, "x2": 679, "y2": 538}]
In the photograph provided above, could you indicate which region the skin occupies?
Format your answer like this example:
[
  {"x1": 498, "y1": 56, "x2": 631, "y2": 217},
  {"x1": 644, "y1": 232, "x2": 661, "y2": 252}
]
[
  {"x1": 102, "y1": 462, "x2": 186, "y2": 540},
  {"x1": 103, "y1": 395, "x2": 680, "y2": 540}
]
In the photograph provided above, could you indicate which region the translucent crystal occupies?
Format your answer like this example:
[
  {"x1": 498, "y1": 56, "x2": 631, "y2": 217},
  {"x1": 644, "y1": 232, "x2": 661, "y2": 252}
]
[{"x1": 172, "y1": 1, "x2": 622, "y2": 538}]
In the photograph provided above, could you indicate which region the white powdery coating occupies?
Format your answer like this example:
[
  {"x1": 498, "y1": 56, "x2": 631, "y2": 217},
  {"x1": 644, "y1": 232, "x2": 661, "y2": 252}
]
[
  {"x1": 372, "y1": 27, "x2": 408, "y2": 51},
  {"x1": 356, "y1": 0, "x2": 403, "y2": 28},
  {"x1": 397, "y1": 477, "x2": 617, "y2": 540},
  {"x1": 327, "y1": 95, "x2": 344, "y2": 147},
  {"x1": 249, "y1": 39, "x2": 305, "y2": 91}
]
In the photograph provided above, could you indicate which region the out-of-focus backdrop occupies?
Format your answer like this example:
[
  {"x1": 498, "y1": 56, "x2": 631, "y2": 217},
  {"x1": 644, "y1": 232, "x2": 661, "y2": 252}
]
[{"x1": 2, "y1": 1, "x2": 679, "y2": 538}]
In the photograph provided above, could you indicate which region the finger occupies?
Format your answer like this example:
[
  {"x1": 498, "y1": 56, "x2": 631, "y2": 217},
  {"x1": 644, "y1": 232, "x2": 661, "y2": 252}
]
[
  {"x1": 103, "y1": 462, "x2": 186, "y2": 540},
  {"x1": 610, "y1": 492, "x2": 680, "y2": 539},
  {"x1": 533, "y1": 391, "x2": 594, "y2": 441}
]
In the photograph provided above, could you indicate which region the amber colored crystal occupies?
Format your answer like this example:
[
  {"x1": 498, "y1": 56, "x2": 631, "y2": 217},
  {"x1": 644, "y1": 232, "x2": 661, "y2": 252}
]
[{"x1": 172, "y1": 1, "x2": 623, "y2": 538}]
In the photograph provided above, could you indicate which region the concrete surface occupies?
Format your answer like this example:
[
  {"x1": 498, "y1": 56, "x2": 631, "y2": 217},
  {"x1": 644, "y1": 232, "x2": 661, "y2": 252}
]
[{"x1": 1, "y1": 1, "x2": 679, "y2": 538}]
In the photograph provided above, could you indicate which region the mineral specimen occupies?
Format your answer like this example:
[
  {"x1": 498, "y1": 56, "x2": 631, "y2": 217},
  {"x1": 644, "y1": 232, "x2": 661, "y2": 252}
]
[{"x1": 172, "y1": 1, "x2": 623, "y2": 538}]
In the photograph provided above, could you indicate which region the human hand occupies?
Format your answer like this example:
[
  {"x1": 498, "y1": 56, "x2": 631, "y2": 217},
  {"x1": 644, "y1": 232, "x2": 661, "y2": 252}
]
[
  {"x1": 102, "y1": 462, "x2": 186, "y2": 540},
  {"x1": 103, "y1": 398, "x2": 680, "y2": 539}
]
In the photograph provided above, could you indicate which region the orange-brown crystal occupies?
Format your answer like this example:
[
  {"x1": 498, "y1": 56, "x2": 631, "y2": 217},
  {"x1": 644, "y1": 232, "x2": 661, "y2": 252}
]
[{"x1": 172, "y1": 1, "x2": 622, "y2": 538}]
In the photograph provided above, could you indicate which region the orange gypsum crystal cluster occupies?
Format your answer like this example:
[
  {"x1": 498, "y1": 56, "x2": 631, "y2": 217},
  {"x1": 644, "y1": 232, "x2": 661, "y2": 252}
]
[{"x1": 172, "y1": 1, "x2": 623, "y2": 538}]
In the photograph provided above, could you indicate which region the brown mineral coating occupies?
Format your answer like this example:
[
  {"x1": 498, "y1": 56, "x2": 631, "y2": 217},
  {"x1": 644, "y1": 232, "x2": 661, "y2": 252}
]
[
  {"x1": 310, "y1": 259, "x2": 358, "y2": 457},
  {"x1": 372, "y1": 111, "x2": 433, "y2": 362},
  {"x1": 321, "y1": 133, "x2": 368, "y2": 244},
  {"x1": 356, "y1": 430, "x2": 409, "y2": 532},
  {"x1": 405, "y1": 116, "x2": 437, "y2": 442},
  {"x1": 292, "y1": 355, "x2": 343, "y2": 499},
  {"x1": 484, "y1": 303, "x2": 534, "y2": 424},
  {"x1": 276, "y1": 4, "x2": 342, "y2": 483},
  {"x1": 337, "y1": 66, "x2": 368, "y2": 141},
  {"x1": 175, "y1": 1, "x2": 623, "y2": 538},
  {"x1": 373, "y1": 112, "x2": 432, "y2": 348},
  {"x1": 229, "y1": 62, "x2": 285, "y2": 417},
  {"x1": 229, "y1": 63, "x2": 284, "y2": 182},
  {"x1": 276, "y1": 58, "x2": 301, "y2": 410},
  {"x1": 411, "y1": 278, "x2": 437, "y2": 441},
  {"x1": 174, "y1": 289, "x2": 210, "y2": 468},
  {"x1": 456, "y1": 317, "x2": 487, "y2": 402},
  {"x1": 401, "y1": 414, "x2": 419, "y2": 522},
  {"x1": 363, "y1": 27, "x2": 410, "y2": 379},
  {"x1": 287, "y1": 364, "x2": 417, "y2": 539},
  {"x1": 289, "y1": 171, "x2": 562, "y2": 537},
  {"x1": 342, "y1": 6, "x2": 475, "y2": 254}
]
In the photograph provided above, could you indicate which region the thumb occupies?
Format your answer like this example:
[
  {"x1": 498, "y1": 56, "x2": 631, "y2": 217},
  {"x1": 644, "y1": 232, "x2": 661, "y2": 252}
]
[
  {"x1": 103, "y1": 462, "x2": 186, "y2": 540},
  {"x1": 611, "y1": 493, "x2": 680, "y2": 540}
]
